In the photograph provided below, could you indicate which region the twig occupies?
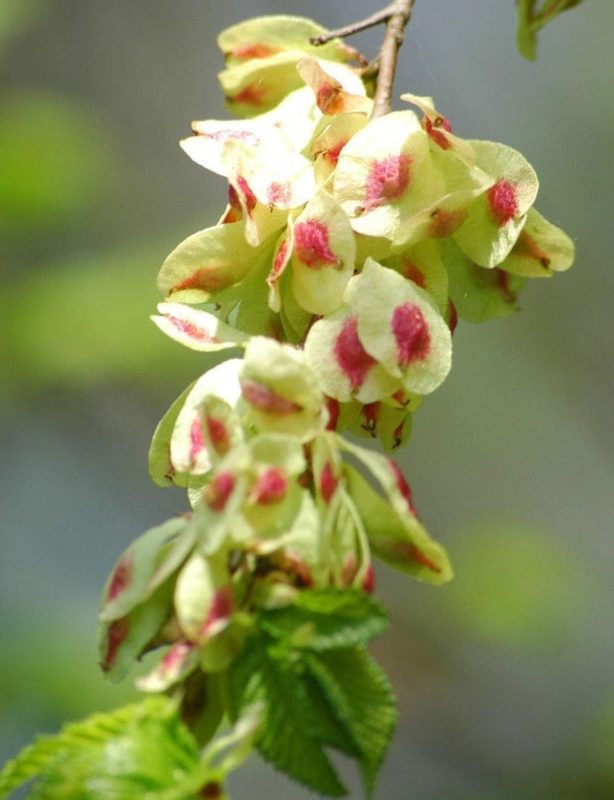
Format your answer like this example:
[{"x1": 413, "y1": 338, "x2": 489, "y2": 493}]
[
  {"x1": 310, "y1": 1, "x2": 417, "y2": 119},
  {"x1": 310, "y1": 4, "x2": 396, "y2": 46},
  {"x1": 372, "y1": 0, "x2": 416, "y2": 118}
]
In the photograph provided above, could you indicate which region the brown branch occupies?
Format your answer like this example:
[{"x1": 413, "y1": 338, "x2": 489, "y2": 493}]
[
  {"x1": 310, "y1": 1, "x2": 417, "y2": 119},
  {"x1": 309, "y1": 4, "x2": 396, "y2": 46},
  {"x1": 372, "y1": 0, "x2": 416, "y2": 118}
]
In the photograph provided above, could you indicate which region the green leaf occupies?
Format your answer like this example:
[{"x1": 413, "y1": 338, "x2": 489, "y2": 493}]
[
  {"x1": 516, "y1": 0, "x2": 586, "y2": 61},
  {"x1": 259, "y1": 588, "x2": 389, "y2": 651},
  {"x1": 305, "y1": 648, "x2": 398, "y2": 796},
  {"x1": 228, "y1": 633, "x2": 346, "y2": 797},
  {"x1": 0, "y1": 698, "x2": 200, "y2": 800}
]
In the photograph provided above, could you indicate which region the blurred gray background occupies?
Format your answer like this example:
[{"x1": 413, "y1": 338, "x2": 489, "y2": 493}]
[{"x1": 1, "y1": 1, "x2": 613, "y2": 797}]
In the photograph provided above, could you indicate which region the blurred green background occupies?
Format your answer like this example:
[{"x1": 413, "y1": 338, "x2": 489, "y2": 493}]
[{"x1": 1, "y1": 1, "x2": 612, "y2": 797}]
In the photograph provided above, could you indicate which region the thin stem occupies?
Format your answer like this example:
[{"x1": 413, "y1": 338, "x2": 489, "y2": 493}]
[
  {"x1": 309, "y1": 4, "x2": 396, "y2": 46},
  {"x1": 372, "y1": 0, "x2": 416, "y2": 118},
  {"x1": 310, "y1": 1, "x2": 417, "y2": 119}
]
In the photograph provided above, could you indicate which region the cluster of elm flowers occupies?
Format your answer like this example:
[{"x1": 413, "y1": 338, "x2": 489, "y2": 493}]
[{"x1": 99, "y1": 16, "x2": 574, "y2": 702}]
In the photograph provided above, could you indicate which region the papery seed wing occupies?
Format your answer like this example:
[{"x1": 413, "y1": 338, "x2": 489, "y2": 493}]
[
  {"x1": 290, "y1": 189, "x2": 356, "y2": 315},
  {"x1": 152, "y1": 302, "x2": 249, "y2": 351},
  {"x1": 499, "y1": 207, "x2": 575, "y2": 278},
  {"x1": 346, "y1": 259, "x2": 452, "y2": 395}
]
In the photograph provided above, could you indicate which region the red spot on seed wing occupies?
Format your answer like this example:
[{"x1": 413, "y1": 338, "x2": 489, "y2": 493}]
[
  {"x1": 388, "y1": 459, "x2": 417, "y2": 514},
  {"x1": 204, "y1": 128, "x2": 261, "y2": 146},
  {"x1": 236, "y1": 175, "x2": 257, "y2": 212},
  {"x1": 294, "y1": 220, "x2": 338, "y2": 268},
  {"x1": 172, "y1": 265, "x2": 234, "y2": 294},
  {"x1": 231, "y1": 43, "x2": 280, "y2": 59},
  {"x1": 206, "y1": 416, "x2": 230, "y2": 454},
  {"x1": 365, "y1": 154, "x2": 411, "y2": 210},
  {"x1": 487, "y1": 179, "x2": 519, "y2": 227},
  {"x1": 168, "y1": 315, "x2": 216, "y2": 343},
  {"x1": 362, "y1": 562, "x2": 375, "y2": 593},
  {"x1": 204, "y1": 471, "x2": 236, "y2": 511},
  {"x1": 162, "y1": 641, "x2": 194, "y2": 672},
  {"x1": 325, "y1": 139, "x2": 348, "y2": 166},
  {"x1": 407, "y1": 544, "x2": 441, "y2": 573},
  {"x1": 429, "y1": 207, "x2": 467, "y2": 238},
  {"x1": 230, "y1": 84, "x2": 267, "y2": 107},
  {"x1": 200, "y1": 585, "x2": 233, "y2": 638},
  {"x1": 391, "y1": 302, "x2": 430, "y2": 367},
  {"x1": 279, "y1": 552, "x2": 313, "y2": 587},
  {"x1": 189, "y1": 418, "x2": 205, "y2": 463},
  {"x1": 494, "y1": 268, "x2": 516, "y2": 303},
  {"x1": 228, "y1": 184, "x2": 241, "y2": 211},
  {"x1": 107, "y1": 554, "x2": 133, "y2": 601},
  {"x1": 252, "y1": 467, "x2": 288, "y2": 504},
  {"x1": 325, "y1": 396, "x2": 340, "y2": 430},
  {"x1": 319, "y1": 461, "x2": 339, "y2": 504},
  {"x1": 241, "y1": 379, "x2": 302, "y2": 414},
  {"x1": 316, "y1": 83, "x2": 345, "y2": 115},
  {"x1": 270, "y1": 240, "x2": 289, "y2": 281},
  {"x1": 514, "y1": 231, "x2": 551, "y2": 269},
  {"x1": 333, "y1": 316, "x2": 377, "y2": 392},
  {"x1": 424, "y1": 116, "x2": 453, "y2": 150},
  {"x1": 267, "y1": 181, "x2": 292, "y2": 206},
  {"x1": 103, "y1": 617, "x2": 130, "y2": 671},
  {"x1": 402, "y1": 260, "x2": 426, "y2": 288},
  {"x1": 392, "y1": 419, "x2": 406, "y2": 449},
  {"x1": 362, "y1": 402, "x2": 379, "y2": 431},
  {"x1": 448, "y1": 300, "x2": 458, "y2": 334}
]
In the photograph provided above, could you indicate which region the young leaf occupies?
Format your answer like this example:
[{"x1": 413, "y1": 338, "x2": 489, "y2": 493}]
[
  {"x1": 228, "y1": 632, "x2": 347, "y2": 797},
  {"x1": 259, "y1": 587, "x2": 389, "y2": 651},
  {"x1": 516, "y1": 0, "x2": 586, "y2": 61},
  {"x1": 0, "y1": 698, "x2": 201, "y2": 800},
  {"x1": 305, "y1": 648, "x2": 398, "y2": 796}
]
